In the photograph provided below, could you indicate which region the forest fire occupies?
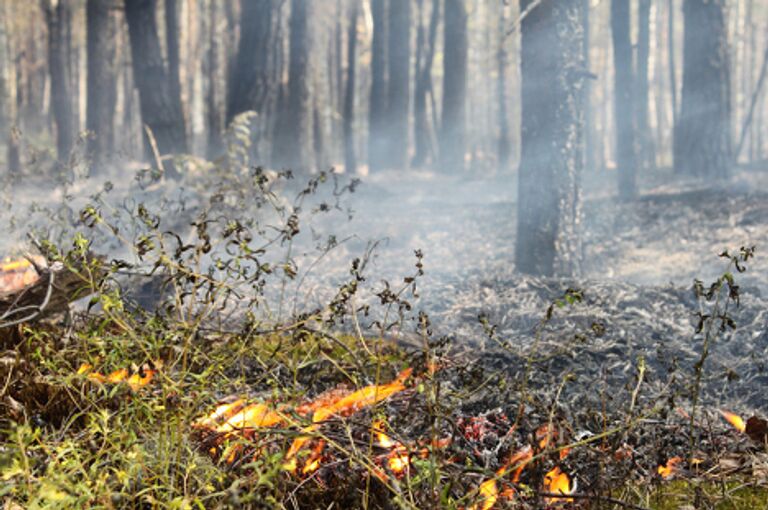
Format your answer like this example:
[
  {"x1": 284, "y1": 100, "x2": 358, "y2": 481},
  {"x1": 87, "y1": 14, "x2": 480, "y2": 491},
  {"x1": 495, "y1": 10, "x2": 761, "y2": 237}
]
[
  {"x1": 657, "y1": 456, "x2": 683, "y2": 479},
  {"x1": 720, "y1": 410, "x2": 746, "y2": 433},
  {"x1": 0, "y1": 255, "x2": 44, "y2": 293},
  {"x1": 194, "y1": 368, "x2": 414, "y2": 475},
  {"x1": 77, "y1": 362, "x2": 157, "y2": 392},
  {"x1": 543, "y1": 466, "x2": 574, "y2": 503}
]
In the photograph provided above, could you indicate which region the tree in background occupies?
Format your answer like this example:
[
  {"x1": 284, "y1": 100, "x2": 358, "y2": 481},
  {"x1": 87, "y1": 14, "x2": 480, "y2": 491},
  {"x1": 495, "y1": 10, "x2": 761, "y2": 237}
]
[
  {"x1": 439, "y1": 0, "x2": 468, "y2": 174},
  {"x1": 343, "y1": 1, "x2": 359, "y2": 174},
  {"x1": 273, "y1": 0, "x2": 314, "y2": 173},
  {"x1": 164, "y1": 0, "x2": 184, "y2": 139},
  {"x1": 674, "y1": 0, "x2": 731, "y2": 178},
  {"x1": 384, "y1": 0, "x2": 411, "y2": 170},
  {"x1": 124, "y1": 0, "x2": 188, "y2": 177},
  {"x1": 86, "y1": 0, "x2": 118, "y2": 165},
  {"x1": 0, "y1": 3, "x2": 20, "y2": 174},
  {"x1": 368, "y1": 0, "x2": 388, "y2": 173},
  {"x1": 412, "y1": 0, "x2": 440, "y2": 169},
  {"x1": 226, "y1": 0, "x2": 278, "y2": 126},
  {"x1": 43, "y1": 0, "x2": 75, "y2": 162},
  {"x1": 611, "y1": 0, "x2": 637, "y2": 199},
  {"x1": 515, "y1": 0, "x2": 585, "y2": 277},
  {"x1": 635, "y1": 0, "x2": 655, "y2": 169}
]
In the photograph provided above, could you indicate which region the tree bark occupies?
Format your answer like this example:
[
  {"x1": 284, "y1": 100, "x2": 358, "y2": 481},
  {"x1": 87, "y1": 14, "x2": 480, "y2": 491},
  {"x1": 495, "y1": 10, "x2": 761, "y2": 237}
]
[
  {"x1": 124, "y1": 0, "x2": 188, "y2": 176},
  {"x1": 497, "y1": 2, "x2": 511, "y2": 173},
  {"x1": 611, "y1": 0, "x2": 637, "y2": 199},
  {"x1": 515, "y1": 0, "x2": 585, "y2": 277},
  {"x1": 674, "y1": 0, "x2": 731, "y2": 178},
  {"x1": 226, "y1": 0, "x2": 278, "y2": 125},
  {"x1": 439, "y1": 0, "x2": 468, "y2": 174},
  {"x1": 635, "y1": 0, "x2": 655, "y2": 169},
  {"x1": 43, "y1": 0, "x2": 75, "y2": 162},
  {"x1": 0, "y1": 3, "x2": 20, "y2": 174},
  {"x1": 412, "y1": 0, "x2": 439, "y2": 168},
  {"x1": 206, "y1": 0, "x2": 225, "y2": 156},
  {"x1": 165, "y1": 0, "x2": 185, "y2": 136},
  {"x1": 272, "y1": 0, "x2": 313, "y2": 173},
  {"x1": 86, "y1": 0, "x2": 118, "y2": 165},
  {"x1": 384, "y1": 0, "x2": 411, "y2": 170},
  {"x1": 343, "y1": 1, "x2": 358, "y2": 174},
  {"x1": 368, "y1": 0, "x2": 388, "y2": 172}
]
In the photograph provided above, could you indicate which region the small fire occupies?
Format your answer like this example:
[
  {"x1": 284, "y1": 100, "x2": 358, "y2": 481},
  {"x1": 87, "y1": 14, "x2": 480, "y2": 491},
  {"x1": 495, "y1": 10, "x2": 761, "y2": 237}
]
[
  {"x1": 77, "y1": 363, "x2": 156, "y2": 392},
  {"x1": 0, "y1": 255, "x2": 44, "y2": 293},
  {"x1": 215, "y1": 403, "x2": 285, "y2": 433},
  {"x1": 470, "y1": 478, "x2": 499, "y2": 510},
  {"x1": 543, "y1": 466, "x2": 573, "y2": 503},
  {"x1": 373, "y1": 420, "x2": 411, "y2": 475},
  {"x1": 720, "y1": 409, "x2": 746, "y2": 433},
  {"x1": 657, "y1": 456, "x2": 683, "y2": 479}
]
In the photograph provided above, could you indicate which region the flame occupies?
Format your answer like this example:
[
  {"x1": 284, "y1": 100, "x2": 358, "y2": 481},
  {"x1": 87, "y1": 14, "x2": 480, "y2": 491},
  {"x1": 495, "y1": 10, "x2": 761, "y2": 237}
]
[
  {"x1": 543, "y1": 466, "x2": 573, "y2": 503},
  {"x1": 284, "y1": 369, "x2": 412, "y2": 473},
  {"x1": 469, "y1": 478, "x2": 499, "y2": 510},
  {"x1": 78, "y1": 363, "x2": 157, "y2": 392},
  {"x1": 373, "y1": 420, "x2": 411, "y2": 475},
  {"x1": 216, "y1": 403, "x2": 285, "y2": 433},
  {"x1": 301, "y1": 440, "x2": 326, "y2": 475},
  {"x1": 657, "y1": 456, "x2": 683, "y2": 479},
  {"x1": 194, "y1": 400, "x2": 246, "y2": 429},
  {"x1": 0, "y1": 256, "x2": 44, "y2": 293},
  {"x1": 719, "y1": 410, "x2": 746, "y2": 433}
]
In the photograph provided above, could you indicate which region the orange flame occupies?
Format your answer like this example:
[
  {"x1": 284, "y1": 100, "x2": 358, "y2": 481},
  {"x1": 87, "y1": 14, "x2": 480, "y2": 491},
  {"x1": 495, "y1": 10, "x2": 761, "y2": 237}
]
[
  {"x1": 215, "y1": 403, "x2": 285, "y2": 433},
  {"x1": 78, "y1": 363, "x2": 156, "y2": 392},
  {"x1": 194, "y1": 400, "x2": 246, "y2": 429},
  {"x1": 657, "y1": 456, "x2": 683, "y2": 479},
  {"x1": 543, "y1": 466, "x2": 573, "y2": 503},
  {"x1": 284, "y1": 369, "x2": 413, "y2": 473},
  {"x1": 468, "y1": 444, "x2": 533, "y2": 510},
  {"x1": 0, "y1": 256, "x2": 44, "y2": 293},
  {"x1": 719, "y1": 410, "x2": 746, "y2": 433},
  {"x1": 469, "y1": 478, "x2": 499, "y2": 510}
]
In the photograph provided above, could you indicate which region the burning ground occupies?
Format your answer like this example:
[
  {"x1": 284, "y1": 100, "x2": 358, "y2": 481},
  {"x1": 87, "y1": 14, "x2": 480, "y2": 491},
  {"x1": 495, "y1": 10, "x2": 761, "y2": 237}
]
[{"x1": 1, "y1": 165, "x2": 768, "y2": 508}]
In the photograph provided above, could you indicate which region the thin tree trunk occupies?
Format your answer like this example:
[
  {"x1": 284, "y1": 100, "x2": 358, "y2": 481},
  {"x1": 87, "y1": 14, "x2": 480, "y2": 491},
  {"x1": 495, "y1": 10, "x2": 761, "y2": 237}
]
[
  {"x1": 413, "y1": 0, "x2": 440, "y2": 168},
  {"x1": 674, "y1": 0, "x2": 731, "y2": 178},
  {"x1": 86, "y1": 0, "x2": 118, "y2": 165},
  {"x1": 43, "y1": 0, "x2": 75, "y2": 162},
  {"x1": 206, "y1": 0, "x2": 224, "y2": 156},
  {"x1": 368, "y1": 0, "x2": 388, "y2": 172},
  {"x1": 343, "y1": 1, "x2": 358, "y2": 174},
  {"x1": 165, "y1": 0, "x2": 185, "y2": 138},
  {"x1": 668, "y1": 0, "x2": 678, "y2": 130},
  {"x1": 611, "y1": 0, "x2": 637, "y2": 198},
  {"x1": 635, "y1": 0, "x2": 655, "y2": 169},
  {"x1": 124, "y1": 0, "x2": 188, "y2": 177},
  {"x1": 384, "y1": 0, "x2": 411, "y2": 170},
  {"x1": 582, "y1": 0, "x2": 594, "y2": 174},
  {"x1": 439, "y1": 0, "x2": 468, "y2": 174},
  {"x1": 516, "y1": 0, "x2": 585, "y2": 277},
  {"x1": 273, "y1": 0, "x2": 314, "y2": 172},
  {"x1": 0, "y1": 3, "x2": 20, "y2": 174},
  {"x1": 735, "y1": 44, "x2": 768, "y2": 162},
  {"x1": 497, "y1": 2, "x2": 511, "y2": 173}
]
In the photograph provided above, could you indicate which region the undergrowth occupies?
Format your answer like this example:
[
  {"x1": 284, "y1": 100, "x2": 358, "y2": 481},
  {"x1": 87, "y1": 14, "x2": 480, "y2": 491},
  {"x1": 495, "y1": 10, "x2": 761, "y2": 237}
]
[{"x1": 0, "y1": 115, "x2": 765, "y2": 509}]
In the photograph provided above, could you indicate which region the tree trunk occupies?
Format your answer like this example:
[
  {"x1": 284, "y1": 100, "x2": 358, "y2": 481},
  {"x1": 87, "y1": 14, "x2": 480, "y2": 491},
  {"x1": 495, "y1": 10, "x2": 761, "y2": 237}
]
[
  {"x1": 515, "y1": 0, "x2": 585, "y2": 277},
  {"x1": 43, "y1": 0, "x2": 75, "y2": 162},
  {"x1": 124, "y1": 0, "x2": 188, "y2": 176},
  {"x1": 165, "y1": 0, "x2": 185, "y2": 137},
  {"x1": 611, "y1": 0, "x2": 637, "y2": 199},
  {"x1": 673, "y1": 0, "x2": 731, "y2": 178},
  {"x1": 439, "y1": 0, "x2": 468, "y2": 174},
  {"x1": 0, "y1": 3, "x2": 20, "y2": 174},
  {"x1": 384, "y1": 0, "x2": 411, "y2": 170},
  {"x1": 368, "y1": 0, "x2": 388, "y2": 172},
  {"x1": 272, "y1": 0, "x2": 313, "y2": 173},
  {"x1": 226, "y1": 0, "x2": 278, "y2": 125},
  {"x1": 668, "y1": 0, "x2": 678, "y2": 130},
  {"x1": 343, "y1": 1, "x2": 358, "y2": 174},
  {"x1": 497, "y1": 2, "x2": 511, "y2": 173},
  {"x1": 635, "y1": 0, "x2": 655, "y2": 169},
  {"x1": 86, "y1": 0, "x2": 118, "y2": 165},
  {"x1": 206, "y1": 0, "x2": 225, "y2": 156},
  {"x1": 412, "y1": 0, "x2": 439, "y2": 168}
]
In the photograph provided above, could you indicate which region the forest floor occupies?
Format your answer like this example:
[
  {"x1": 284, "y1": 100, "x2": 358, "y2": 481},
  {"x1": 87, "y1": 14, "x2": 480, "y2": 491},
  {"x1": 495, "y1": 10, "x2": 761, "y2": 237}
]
[{"x1": 1, "y1": 162, "x2": 768, "y2": 508}]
